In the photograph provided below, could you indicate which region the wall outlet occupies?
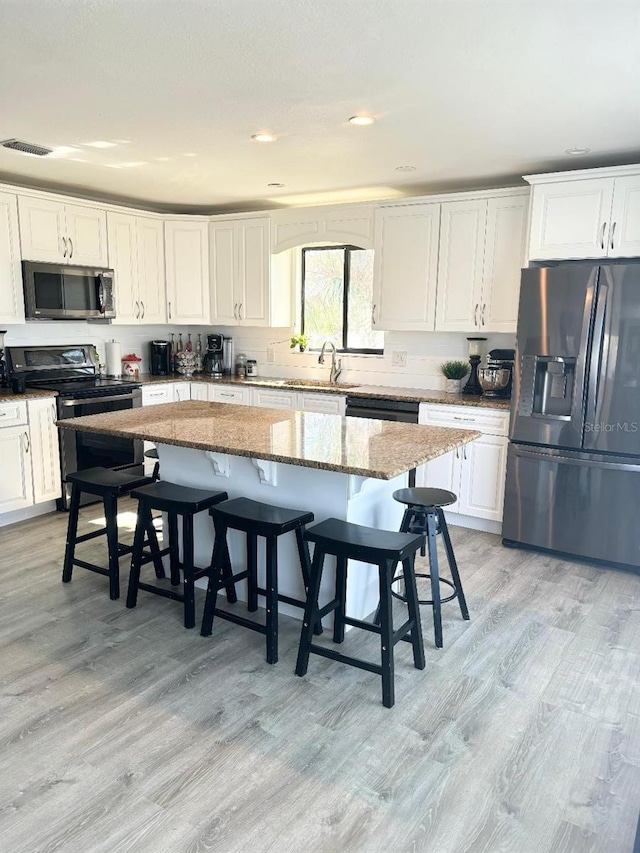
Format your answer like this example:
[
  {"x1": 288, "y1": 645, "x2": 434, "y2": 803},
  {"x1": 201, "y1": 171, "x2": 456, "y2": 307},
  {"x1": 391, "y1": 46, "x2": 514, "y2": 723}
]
[
  {"x1": 266, "y1": 346, "x2": 275, "y2": 364},
  {"x1": 391, "y1": 350, "x2": 407, "y2": 367}
]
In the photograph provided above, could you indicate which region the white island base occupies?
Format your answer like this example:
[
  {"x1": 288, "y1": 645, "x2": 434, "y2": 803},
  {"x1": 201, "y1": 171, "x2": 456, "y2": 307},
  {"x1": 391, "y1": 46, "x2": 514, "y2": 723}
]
[{"x1": 157, "y1": 444, "x2": 408, "y2": 625}]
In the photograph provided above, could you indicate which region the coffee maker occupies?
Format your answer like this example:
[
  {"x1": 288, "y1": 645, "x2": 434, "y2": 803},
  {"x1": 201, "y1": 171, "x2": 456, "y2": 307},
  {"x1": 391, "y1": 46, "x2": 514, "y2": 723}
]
[
  {"x1": 149, "y1": 340, "x2": 172, "y2": 375},
  {"x1": 479, "y1": 348, "x2": 515, "y2": 399},
  {"x1": 0, "y1": 330, "x2": 7, "y2": 388},
  {"x1": 205, "y1": 334, "x2": 224, "y2": 377}
]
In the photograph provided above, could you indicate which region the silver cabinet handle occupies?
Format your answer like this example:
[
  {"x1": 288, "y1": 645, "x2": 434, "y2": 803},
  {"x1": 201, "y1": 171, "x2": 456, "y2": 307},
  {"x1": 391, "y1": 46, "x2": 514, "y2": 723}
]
[
  {"x1": 463, "y1": 443, "x2": 467, "y2": 460},
  {"x1": 453, "y1": 415, "x2": 475, "y2": 422},
  {"x1": 600, "y1": 222, "x2": 607, "y2": 250},
  {"x1": 140, "y1": 301, "x2": 145, "y2": 319},
  {"x1": 219, "y1": 392, "x2": 234, "y2": 398},
  {"x1": 610, "y1": 221, "x2": 617, "y2": 250},
  {"x1": 0, "y1": 412, "x2": 6, "y2": 418},
  {"x1": 371, "y1": 303, "x2": 376, "y2": 325},
  {"x1": 474, "y1": 303, "x2": 479, "y2": 327},
  {"x1": 135, "y1": 301, "x2": 140, "y2": 319},
  {"x1": 233, "y1": 303, "x2": 238, "y2": 320},
  {"x1": 455, "y1": 447, "x2": 459, "y2": 459},
  {"x1": 62, "y1": 236, "x2": 67, "y2": 258},
  {"x1": 23, "y1": 431, "x2": 30, "y2": 453},
  {"x1": 51, "y1": 403, "x2": 57, "y2": 424},
  {"x1": 238, "y1": 303, "x2": 243, "y2": 320},
  {"x1": 69, "y1": 237, "x2": 73, "y2": 258},
  {"x1": 168, "y1": 301, "x2": 172, "y2": 319},
  {"x1": 481, "y1": 303, "x2": 486, "y2": 326}
]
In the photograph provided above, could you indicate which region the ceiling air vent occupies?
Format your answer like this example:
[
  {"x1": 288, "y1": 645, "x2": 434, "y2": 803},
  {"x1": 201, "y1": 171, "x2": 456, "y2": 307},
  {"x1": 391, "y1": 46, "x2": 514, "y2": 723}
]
[{"x1": 1, "y1": 138, "x2": 53, "y2": 157}]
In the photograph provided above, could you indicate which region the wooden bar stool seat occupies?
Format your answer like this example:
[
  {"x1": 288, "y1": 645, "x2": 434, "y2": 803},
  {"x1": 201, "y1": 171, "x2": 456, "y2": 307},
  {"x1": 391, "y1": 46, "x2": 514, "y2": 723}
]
[
  {"x1": 295, "y1": 518, "x2": 426, "y2": 708},
  {"x1": 62, "y1": 467, "x2": 155, "y2": 601},
  {"x1": 126, "y1": 481, "x2": 231, "y2": 628}
]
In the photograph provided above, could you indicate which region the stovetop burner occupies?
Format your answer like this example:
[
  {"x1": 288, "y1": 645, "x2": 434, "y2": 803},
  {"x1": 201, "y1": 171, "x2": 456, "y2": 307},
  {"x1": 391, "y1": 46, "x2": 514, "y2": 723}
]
[{"x1": 32, "y1": 378, "x2": 141, "y2": 399}]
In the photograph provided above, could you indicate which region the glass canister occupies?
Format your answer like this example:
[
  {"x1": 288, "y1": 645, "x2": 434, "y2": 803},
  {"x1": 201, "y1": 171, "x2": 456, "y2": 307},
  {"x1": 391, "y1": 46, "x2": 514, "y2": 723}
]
[{"x1": 235, "y1": 353, "x2": 247, "y2": 379}]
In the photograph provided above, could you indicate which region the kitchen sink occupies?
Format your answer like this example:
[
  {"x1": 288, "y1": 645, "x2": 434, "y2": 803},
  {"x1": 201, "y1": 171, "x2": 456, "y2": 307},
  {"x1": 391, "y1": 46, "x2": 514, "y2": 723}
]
[{"x1": 282, "y1": 379, "x2": 360, "y2": 389}]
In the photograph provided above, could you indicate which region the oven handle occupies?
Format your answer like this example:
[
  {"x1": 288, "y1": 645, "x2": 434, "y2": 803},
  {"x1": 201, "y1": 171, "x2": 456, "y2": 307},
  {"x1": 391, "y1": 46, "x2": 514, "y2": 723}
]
[{"x1": 61, "y1": 393, "x2": 139, "y2": 407}]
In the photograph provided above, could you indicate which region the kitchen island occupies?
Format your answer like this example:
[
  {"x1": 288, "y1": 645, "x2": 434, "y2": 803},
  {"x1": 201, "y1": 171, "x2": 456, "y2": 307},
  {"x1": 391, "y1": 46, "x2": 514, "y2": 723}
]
[{"x1": 58, "y1": 401, "x2": 479, "y2": 621}]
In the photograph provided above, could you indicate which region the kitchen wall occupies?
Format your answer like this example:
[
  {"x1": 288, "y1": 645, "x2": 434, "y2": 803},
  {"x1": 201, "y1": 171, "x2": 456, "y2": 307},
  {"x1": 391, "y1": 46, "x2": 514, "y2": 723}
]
[{"x1": 3, "y1": 321, "x2": 514, "y2": 388}]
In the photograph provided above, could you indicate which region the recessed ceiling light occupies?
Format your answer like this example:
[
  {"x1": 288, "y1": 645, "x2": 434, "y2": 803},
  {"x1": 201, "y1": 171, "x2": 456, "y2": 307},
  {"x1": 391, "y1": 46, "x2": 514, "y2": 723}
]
[
  {"x1": 252, "y1": 132, "x2": 276, "y2": 143},
  {"x1": 84, "y1": 140, "x2": 118, "y2": 148},
  {"x1": 348, "y1": 115, "x2": 376, "y2": 126},
  {"x1": 267, "y1": 182, "x2": 285, "y2": 188},
  {"x1": 564, "y1": 147, "x2": 591, "y2": 155},
  {"x1": 395, "y1": 165, "x2": 416, "y2": 172}
]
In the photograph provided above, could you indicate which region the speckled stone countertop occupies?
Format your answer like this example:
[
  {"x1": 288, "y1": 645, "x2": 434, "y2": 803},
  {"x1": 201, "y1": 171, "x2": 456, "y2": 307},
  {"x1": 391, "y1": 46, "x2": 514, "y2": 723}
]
[
  {"x1": 0, "y1": 388, "x2": 58, "y2": 403},
  {"x1": 57, "y1": 400, "x2": 481, "y2": 480},
  {"x1": 136, "y1": 374, "x2": 511, "y2": 410}
]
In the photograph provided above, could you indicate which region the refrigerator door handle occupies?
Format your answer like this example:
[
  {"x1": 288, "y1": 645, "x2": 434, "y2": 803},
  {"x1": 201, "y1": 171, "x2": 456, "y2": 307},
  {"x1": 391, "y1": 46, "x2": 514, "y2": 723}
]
[
  {"x1": 514, "y1": 446, "x2": 638, "y2": 473},
  {"x1": 586, "y1": 282, "x2": 608, "y2": 430}
]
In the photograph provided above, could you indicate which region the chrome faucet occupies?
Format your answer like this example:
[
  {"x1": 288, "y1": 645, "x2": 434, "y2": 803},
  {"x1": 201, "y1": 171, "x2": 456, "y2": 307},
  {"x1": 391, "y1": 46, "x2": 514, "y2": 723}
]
[{"x1": 318, "y1": 341, "x2": 342, "y2": 384}]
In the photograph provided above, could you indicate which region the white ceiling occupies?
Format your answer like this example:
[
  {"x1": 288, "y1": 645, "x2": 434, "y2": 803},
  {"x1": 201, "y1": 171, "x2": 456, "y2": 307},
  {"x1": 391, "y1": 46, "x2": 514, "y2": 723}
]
[{"x1": 1, "y1": 0, "x2": 639, "y2": 213}]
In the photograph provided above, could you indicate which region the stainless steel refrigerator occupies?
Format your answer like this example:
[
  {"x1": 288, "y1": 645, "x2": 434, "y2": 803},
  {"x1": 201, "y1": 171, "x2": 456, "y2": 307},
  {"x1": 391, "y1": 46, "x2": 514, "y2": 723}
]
[{"x1": 503, "y1": 262, "x2": 640, "y2": 570}]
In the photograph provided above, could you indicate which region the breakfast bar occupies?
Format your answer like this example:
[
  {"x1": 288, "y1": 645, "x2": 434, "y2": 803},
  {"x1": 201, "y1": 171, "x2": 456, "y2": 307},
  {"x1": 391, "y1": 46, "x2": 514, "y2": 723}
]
[{"x1": 58, "y1": 400, "x2": 479, "y2": 621}]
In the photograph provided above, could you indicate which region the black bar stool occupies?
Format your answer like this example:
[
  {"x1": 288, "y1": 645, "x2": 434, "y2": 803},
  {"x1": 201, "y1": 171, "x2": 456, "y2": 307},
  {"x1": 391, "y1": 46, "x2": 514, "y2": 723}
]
[
  {"x1": 126, "y1": 481, "x2": 231, "y2": 628},
  {"x1": 144, "y1": 447, "x2": 160, "y2": 481},
  {"x1": 392, "y1": 487, "x2": 469, "y2": 648},
  {"x1": 201, "y1": 498, "x2": 316, "y2": 664},
  {"x1": 295, "y1": 518, "x2": 426, "y2": 709},
  {"x1": 62, "y1": 467, "x2": 156, "y2": 600}
]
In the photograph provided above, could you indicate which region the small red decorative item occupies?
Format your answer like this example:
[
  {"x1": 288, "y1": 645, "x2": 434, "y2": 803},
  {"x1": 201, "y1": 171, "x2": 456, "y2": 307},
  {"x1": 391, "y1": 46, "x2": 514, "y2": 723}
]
[{"x1": 121, "y1": 352, "x2": 142, "y2": 379}]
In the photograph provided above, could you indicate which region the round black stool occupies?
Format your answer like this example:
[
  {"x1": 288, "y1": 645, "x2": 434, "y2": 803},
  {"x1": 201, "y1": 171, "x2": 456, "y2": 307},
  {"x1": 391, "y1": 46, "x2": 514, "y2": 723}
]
[
  {"x1": 62, "y1": 467, "x2": 155, "y2": 600},
  {"x1": 295, "y1": 518, "x2": 426, "y2": 709},
  {"x1": 392, "y1": 487, "x2": 469, "y2": 648},
  {"x1": 144, "y1": 447, "x2": 160, "y2": 481},
  {"x1": 201, "y1": 498, "x2": 316, "y2": 665},
  {"x1": 126, "y1": 481, "x2": 231, "y2": 628}
]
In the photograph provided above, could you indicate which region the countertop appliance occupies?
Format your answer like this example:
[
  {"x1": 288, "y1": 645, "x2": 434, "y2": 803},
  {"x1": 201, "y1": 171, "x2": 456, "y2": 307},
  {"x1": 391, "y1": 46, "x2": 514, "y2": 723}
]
[
  {"x1": 22, "y1": 261, "x2": 116, "y2": 321},
  {"x1": 479, "y1": 348, "x2": 515, "y2": 399},
  {"x1": 503, "y1": 262, "x2": 640, "y2": 571},
  {"x1": 150, "y1": 340, "x2": 172, "y2": 375},
  {"x1": 205, "y1": 334, "x2": 224, "y2": 377},
  {"x1": 7, "y1": 344, "x2": 142, "y2": 509}
]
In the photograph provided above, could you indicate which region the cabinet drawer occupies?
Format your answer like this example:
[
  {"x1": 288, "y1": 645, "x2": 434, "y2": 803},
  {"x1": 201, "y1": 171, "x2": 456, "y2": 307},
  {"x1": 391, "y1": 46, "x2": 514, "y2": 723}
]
[
  {"x1": 142, "y1": 385, "x2": 174, "y2": 406},
  {"x1": 212, "y1": 385, "x2": 251, "y2": 405},
  {"x1": 0, "y1": 400, "x2": 29, "y2": 427},
  {"x1": 298, "y1": 393, "x2": 346, "y2": 415},
  {"x1": 419, "y1": 403, "x2": 510, "y2": 436},
  {"x1": 250, "y1": 388, "x2": 297, "y2": 409}
]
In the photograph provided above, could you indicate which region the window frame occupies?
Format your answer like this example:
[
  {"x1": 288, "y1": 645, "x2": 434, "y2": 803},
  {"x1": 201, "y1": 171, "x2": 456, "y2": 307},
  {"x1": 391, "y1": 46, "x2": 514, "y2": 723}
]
[{"x1": 300, "y1": 245, "x2": 383, "y2": 355}]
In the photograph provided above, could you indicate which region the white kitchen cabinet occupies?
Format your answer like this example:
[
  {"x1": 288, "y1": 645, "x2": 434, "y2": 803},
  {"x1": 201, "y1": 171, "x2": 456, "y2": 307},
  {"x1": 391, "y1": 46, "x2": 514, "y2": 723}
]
[
  {"x1": 165, "y1": 220, "x2": 210, "y2": 324},
  {"x1": 297, "y1": 393, "x2": 346, "y2": 415},
  {"x1": 173, "y1": 382, "x2": 191, "y2": 402},
  {"x1": 0, "y1": 425, "x2": 33, "y2": 512},
  {"x1": 0, "y1": 400, "x2": 28, "y2": 428},
  {"x1": 525, "y1": 166, "x2": 640, "y2": 260},
  {"x1": 271, "y1": 204, "x2": 374, "y2": 252},
  {"x1": 211, "y1": 385, "x2": 252, "y2": 405},
  {"x1": 372, "y1": 203, "x2": 440, "y2": 331},
  {"x1": 210, "y1": 217, "x2": 274, "y2": 326},
  {"x1": 250, "y1": 388, "x2": 298, "y2": 410},
  {"x1": 110, "y1": 214, "x2": 166, "y2": 325},
  {"x1": 142, "y1": 384, "x2": 175, "y2": 406},
  {"x1": 189, "y1": 383, "x2": 210, "y2": 401},
  {"x1": 18, "y1": 195, "x2": 107, "y2": 265},
  {"x1": 0, "y1": 191, "x2": 25, "y2": 324},
  {"x1": 435, "y1": 193, "x2": 528, "y2": 333},
  {"x1": 418, "y1": 403, "x2": 509, "y2": 524},
  {"x1": 28, "y1": 398, "x2": 61, "y2": 503}
]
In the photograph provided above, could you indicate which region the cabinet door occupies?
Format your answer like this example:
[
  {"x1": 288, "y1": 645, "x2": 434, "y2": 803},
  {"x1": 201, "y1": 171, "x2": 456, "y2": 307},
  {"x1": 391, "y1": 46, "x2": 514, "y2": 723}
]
[
  {"x1": 237, "y1": 218, "x2": 269, "y2": 326},
  {"x1": 0, "y1": 192, "x2": 25, "y2": 323},
  {"x1": 527, "y1": 179, "x2": 613, "y2": 260},
  {"x1": 65, "y1": 204, "x2": 108, "y2": 266},
  {"x1": 372, "y1": 204, "x2": 440, "y2": 331},
  {"x1": 297, "y1": 393, "x2": 346, "y2": 415},
  {"x1": 165, "y1": 221, "x2": 210, "y2": 323},
  {"x1": 28, "y1": 398, "x2": 61, "y2": 503},
  {"x1": 458, "y1": 434, "x2": 507, "y2": 522},
  {"x1": 107, "y1": 212, "x2": 139, "y2": 324},
  {"x1": 210, "y1": 221, "x2": 238, "y2": 325},
  {"x1": 481, "y1": 195, "x2": 528, "y2": 333},
  {"x1": 18, "y1": 196, "x2": 66, "y2": 262},
  {"x1": 419, "y1": 449, "x2": 461, "y2": 513},
  {"x1": 435, "y1": 199, "x2": 486, "y2": 332},
  {"x1": 250, "y1": 388, "x2": 298, "y2": 409},
  {"x1": 189, "y1": 382, "x2": 210, "y2": 401},
  {"x1": 0, "y1": 426, "x2": 33, "y2": 512},
  {"x1": 137, "y1": 217, "x2": 166, "y2": 323},
  {"x1": 173, "y1": 382, "x2": 191, "y2": 402},
  {"x1": 609, "y1": 175, "x2": 640, "y2": 258}
]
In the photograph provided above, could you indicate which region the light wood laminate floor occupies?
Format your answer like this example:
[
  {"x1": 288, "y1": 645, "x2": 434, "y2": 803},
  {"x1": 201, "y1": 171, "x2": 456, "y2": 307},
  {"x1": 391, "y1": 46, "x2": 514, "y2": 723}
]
[{"x1": 1, "y1": 500, "x2": 639, "y2": 853}]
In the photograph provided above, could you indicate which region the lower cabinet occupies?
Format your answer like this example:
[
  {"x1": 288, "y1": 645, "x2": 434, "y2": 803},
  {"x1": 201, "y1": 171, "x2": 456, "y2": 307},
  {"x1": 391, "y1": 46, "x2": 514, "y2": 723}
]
[
  {"x1": 0, "y1": 425, "x2": 34, "y2": 512},
  {"x1": 417, "y1": 403, "x2": 509, "y2": 524},
  {"x1": 211, "y1": 385, "x2": 251, "y2": 405},
  {"x1": 28, "y1": 398, "x2": 62, "y2": 503}
]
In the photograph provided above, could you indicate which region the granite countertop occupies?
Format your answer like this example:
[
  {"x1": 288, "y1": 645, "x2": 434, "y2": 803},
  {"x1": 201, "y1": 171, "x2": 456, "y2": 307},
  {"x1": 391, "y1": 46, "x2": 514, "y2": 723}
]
[
  {"x1": 0, "y1": 388, "x2": 59, "y2": 403},
  {"x1": 57, "y1": 400, "x2": 480, "y2": 480},
  {"x1": 136, "y1": 374, "x2": 511, "y2": 410}
]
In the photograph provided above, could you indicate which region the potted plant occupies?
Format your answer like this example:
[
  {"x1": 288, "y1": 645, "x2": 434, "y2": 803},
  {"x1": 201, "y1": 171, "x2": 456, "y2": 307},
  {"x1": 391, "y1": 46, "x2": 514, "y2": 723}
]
[
  {"x1": 440, "y1": 360, "x2": 469, "y2": 394},
  {"x1": 290, "y1": 333, "x2": 309, "y2": 353}
]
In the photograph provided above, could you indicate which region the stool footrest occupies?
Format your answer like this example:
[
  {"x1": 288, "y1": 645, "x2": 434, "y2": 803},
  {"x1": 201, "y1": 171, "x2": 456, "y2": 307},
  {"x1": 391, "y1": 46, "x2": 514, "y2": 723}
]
[
  {"x1": 392, "y1": 618, "x2": 416, "y2": 646},
  {"x1": 73, "y1": 559, "x2": 110, "y2": 577},
  {"x1": 317, "y1": 598, "x2": 340, "y2": 620},
  {"x1": 255, "y1": 587, "x2": 307, "y2": 611},
  {"x1": 308, "y1": 643, "x2": 382, "y2": 676},
  {"x1": 75, "y1": 527, "x2": 107, "y2": 544},
  {"x1": 343, "y1": 615, "x2": 380, "y2": 634},
  {"x1": 134, "y1": 581, "x2": 185, "y2": 603},
  {"x1": 212, "y1": 607, "x2": 267, "y2": 636}
]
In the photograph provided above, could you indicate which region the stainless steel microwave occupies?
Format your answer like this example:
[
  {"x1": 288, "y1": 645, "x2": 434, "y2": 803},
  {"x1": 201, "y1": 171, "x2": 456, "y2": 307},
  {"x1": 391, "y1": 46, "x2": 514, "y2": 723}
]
[{"x1": 22, "y1": 261, "x2": 116, "y2": 320}]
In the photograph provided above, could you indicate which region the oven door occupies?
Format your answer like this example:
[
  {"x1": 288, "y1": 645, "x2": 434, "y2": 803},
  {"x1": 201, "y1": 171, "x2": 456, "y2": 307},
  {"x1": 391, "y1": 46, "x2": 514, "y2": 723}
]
[{"x1": 57, "y1": 390, "x2": 143, "y2": 509}]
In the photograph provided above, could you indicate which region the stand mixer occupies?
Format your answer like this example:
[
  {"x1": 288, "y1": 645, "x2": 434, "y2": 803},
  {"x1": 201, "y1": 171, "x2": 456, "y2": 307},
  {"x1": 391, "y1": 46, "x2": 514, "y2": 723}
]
[{"x1": 478, "y1": 349, "x2": 515, "y2": 399}]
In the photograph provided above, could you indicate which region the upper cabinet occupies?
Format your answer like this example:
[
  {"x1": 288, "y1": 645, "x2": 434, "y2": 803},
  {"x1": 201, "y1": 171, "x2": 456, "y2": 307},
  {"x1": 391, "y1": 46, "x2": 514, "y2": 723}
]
[
  {"x1": 210, "y1": 216, "x2": 292, "y2": 327},
  {"x1": 107, "y1": 212, "x2": 166, "y2": 324},
  {"x1": 165, "y1": 220, "x2": 210, "y2": 324},
  {"x1": 525, "y1": 166, "x2": 640, "y2": 260},
  {"x1": 271, "y1": 204, "x2": 374, "y2": 252},
  {"x1": 0, "y1": 191, "x2": 24, "y2": 324},
  {"x1": 372, "y1": 203, "x2": 440, "y2": 331},
  {"x1": 18, "y1": 196, "x2": 108, "y2": 266}
]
